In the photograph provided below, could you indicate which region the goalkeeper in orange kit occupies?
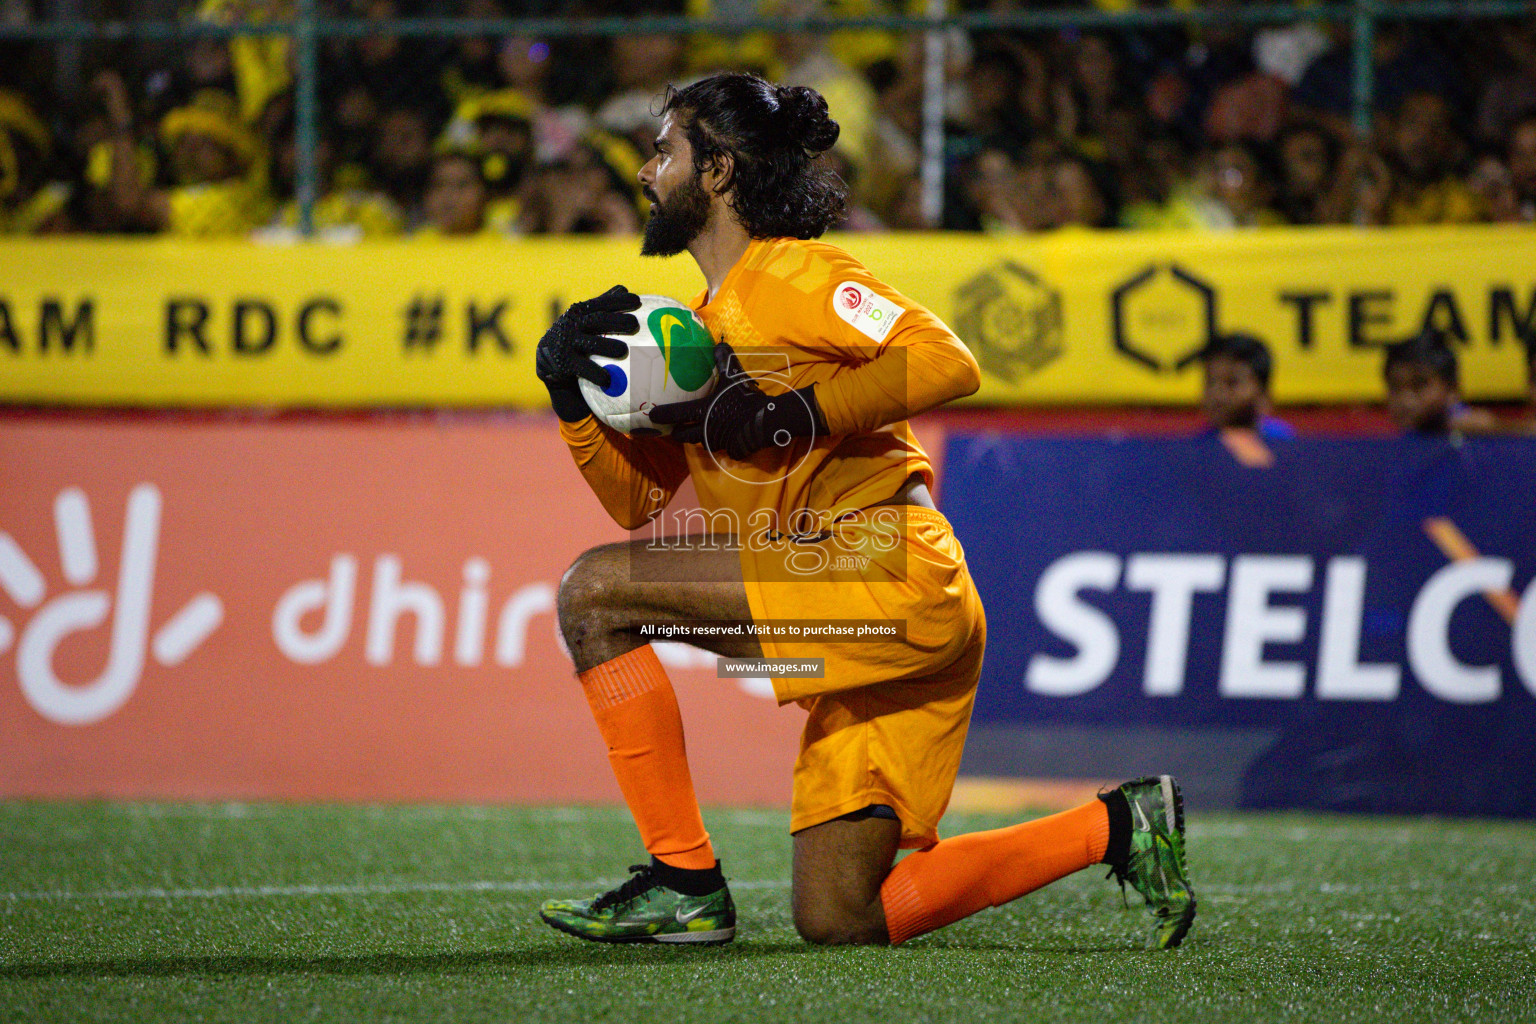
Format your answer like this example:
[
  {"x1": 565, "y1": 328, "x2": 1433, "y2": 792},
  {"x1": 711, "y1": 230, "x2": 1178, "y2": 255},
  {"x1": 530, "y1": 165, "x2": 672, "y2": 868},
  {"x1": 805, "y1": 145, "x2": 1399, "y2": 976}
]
[{"x1": 534, "y1": 71, "x2": 1196, "y2": 949}]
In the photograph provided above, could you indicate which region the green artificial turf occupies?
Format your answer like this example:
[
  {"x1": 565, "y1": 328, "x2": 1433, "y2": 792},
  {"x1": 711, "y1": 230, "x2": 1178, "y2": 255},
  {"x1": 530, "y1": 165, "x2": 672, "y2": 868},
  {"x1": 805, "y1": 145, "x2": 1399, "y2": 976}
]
[{"x1": 1, "y1": 800, "x2": 1532, "y2": 1023}]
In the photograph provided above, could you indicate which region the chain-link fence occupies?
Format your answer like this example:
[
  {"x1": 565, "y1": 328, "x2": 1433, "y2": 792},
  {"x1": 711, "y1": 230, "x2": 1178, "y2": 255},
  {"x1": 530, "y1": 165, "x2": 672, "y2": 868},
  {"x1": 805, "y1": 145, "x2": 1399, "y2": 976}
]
[{"x1": 0, "y1": 1, "x2": 1530, "y2": 235}]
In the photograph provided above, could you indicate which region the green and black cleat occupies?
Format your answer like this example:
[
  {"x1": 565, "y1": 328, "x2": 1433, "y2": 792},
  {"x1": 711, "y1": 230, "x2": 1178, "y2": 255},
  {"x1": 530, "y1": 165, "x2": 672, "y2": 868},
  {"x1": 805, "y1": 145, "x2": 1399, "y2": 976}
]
[
  {"x1": 1111, "y1": 774, "x2": 1197, "y2": 950},
  {"x1": 540, "y1": 863, "x2": 736, "y2": 945}
]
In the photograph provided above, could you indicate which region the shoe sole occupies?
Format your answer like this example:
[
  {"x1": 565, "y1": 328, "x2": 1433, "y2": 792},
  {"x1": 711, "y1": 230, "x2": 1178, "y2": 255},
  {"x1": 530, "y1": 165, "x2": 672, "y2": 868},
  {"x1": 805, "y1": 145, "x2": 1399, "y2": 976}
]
[
  {"x1": 540, "y1": 910, "x2": 736, "y2": 946},
  {"x1": 1157, "y1": 774, "x2": 1196, "y2": 950},
  {"x1": 656, "y1": 927, "x2": 735, "y2": 944}
]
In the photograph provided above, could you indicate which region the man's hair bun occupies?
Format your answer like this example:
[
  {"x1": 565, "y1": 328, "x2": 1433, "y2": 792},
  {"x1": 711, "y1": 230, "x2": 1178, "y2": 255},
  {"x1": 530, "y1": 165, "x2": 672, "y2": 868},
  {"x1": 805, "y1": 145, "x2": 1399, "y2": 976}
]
[
  {"x1": 776, "y1": 85, "x2": 840, "y2": 154},
  {"x1": 661, "y1": 72, "x2": 848, "y2": 239}
]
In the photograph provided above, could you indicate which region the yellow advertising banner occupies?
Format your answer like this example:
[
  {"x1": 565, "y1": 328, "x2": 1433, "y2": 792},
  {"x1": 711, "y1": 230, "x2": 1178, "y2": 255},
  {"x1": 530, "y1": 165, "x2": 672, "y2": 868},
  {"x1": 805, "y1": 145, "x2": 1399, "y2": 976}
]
[{"x1": 0, "y1": 227, "x2": 1528, "y2": 407}]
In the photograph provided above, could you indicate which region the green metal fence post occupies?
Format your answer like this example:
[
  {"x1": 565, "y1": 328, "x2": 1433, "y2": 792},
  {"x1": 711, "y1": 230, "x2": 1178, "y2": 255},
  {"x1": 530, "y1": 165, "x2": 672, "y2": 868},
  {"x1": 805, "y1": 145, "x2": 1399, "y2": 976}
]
[
  {"x1": 1350, "y1": 0, "x2": 1377, "y2": 139},
  {"x1": 919, "y1": 0, "x2": 945, "y2": 227},
  {"x1": 295, "y1": 0, "x2": 320, "y2": 237}
]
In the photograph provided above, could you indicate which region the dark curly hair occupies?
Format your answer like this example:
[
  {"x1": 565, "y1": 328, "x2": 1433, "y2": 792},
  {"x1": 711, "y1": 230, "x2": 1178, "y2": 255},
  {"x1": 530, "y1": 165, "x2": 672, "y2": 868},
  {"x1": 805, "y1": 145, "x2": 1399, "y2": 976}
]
[
  {"x1": 1385, "y1": 328, "x2": 1460, "y2": 387},
  {"x1": 660, "y1": 72, "x2": 847, "y2": 240}
]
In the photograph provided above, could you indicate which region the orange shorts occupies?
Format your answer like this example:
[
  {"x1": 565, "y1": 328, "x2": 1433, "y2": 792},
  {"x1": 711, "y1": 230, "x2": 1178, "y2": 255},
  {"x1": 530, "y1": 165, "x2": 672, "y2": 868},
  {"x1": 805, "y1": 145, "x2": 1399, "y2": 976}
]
[{"x1": 739, "y1": 507, "x2": 986, "y2": 848}]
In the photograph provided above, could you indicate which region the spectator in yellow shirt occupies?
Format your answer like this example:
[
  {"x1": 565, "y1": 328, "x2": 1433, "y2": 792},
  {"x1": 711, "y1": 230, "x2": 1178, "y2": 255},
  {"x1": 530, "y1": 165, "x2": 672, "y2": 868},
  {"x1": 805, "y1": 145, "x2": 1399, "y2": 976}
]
[
  {"x1": 415, "y1": 150, "x2": 495, "y2": 237},
  {"x1": 0, "y1": 91, "x2": 70, "y2": 234},
  {"x1": 517, "y1": 131, "x2": 644, "y2": 236},
  {"x1": 1384, "y1": 92, "x2": 1483, "y2": 225},
  {"x1": 94, "y1": 71, "x2": 269, "y2": 236},
  {"x1": 256, "y1": 100, "x2": 401, "y2": 241}
]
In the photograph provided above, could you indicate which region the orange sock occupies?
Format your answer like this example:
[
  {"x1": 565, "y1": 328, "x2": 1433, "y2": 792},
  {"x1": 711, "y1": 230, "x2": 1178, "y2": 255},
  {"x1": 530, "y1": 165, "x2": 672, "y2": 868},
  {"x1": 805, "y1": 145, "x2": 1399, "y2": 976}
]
[
  {"x1": 879, "y1": 799, "x2": 1110, "y2": 945},
  {"x1": 579, "y1": 645, "x2": 716, "y2": 870}
]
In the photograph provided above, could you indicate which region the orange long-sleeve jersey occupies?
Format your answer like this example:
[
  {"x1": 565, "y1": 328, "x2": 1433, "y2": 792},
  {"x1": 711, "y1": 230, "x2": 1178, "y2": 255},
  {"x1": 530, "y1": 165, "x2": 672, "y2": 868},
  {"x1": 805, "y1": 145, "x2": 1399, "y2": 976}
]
[{"x1": 558, "y1": 236, "x2": 981, "y2": 534}]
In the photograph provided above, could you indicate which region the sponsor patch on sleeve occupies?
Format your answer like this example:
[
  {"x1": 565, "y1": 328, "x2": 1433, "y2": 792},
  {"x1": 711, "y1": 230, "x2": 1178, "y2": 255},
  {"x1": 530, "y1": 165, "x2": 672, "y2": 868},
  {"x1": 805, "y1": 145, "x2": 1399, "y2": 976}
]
[{"x1": 832, "y1": 281, "x2": 905, "y2": 343}]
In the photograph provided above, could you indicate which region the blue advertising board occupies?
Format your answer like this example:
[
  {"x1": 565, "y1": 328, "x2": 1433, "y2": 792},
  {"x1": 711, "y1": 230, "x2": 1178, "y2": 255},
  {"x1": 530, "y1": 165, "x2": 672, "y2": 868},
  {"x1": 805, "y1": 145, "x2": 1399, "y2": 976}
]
[{"x1": 942, "y1": 434, "x2": 1536, "y2": 817}]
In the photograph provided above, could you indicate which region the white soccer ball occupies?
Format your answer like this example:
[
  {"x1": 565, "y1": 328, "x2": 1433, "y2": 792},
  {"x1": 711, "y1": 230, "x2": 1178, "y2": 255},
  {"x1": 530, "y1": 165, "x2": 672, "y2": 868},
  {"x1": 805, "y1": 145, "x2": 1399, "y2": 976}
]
[{"x1": 579, "y1": 294, "x2": 718, "y2": 436}]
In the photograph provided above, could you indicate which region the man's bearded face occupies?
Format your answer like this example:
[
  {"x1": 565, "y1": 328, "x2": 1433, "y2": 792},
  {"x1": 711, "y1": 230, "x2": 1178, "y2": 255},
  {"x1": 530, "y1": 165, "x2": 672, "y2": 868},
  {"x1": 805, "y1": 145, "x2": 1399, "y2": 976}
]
[{"x1": 641, "y1": 167, "x2": 713, "y2": 257}]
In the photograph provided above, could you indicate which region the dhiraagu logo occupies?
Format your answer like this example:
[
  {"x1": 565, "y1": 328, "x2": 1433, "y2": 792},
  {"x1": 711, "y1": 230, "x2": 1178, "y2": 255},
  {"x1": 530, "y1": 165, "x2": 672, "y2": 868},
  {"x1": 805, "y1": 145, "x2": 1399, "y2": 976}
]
[
  {"x1": 648, "y1": 307, "x2": 715, "y2": 392},
  {"x1": 1, "y1": 484, "x2": 223, "y2": 725}
]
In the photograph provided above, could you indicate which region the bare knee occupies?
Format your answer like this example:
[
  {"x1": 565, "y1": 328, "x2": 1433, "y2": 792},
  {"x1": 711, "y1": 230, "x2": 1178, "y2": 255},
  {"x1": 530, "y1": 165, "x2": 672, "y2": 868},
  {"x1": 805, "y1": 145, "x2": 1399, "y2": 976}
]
[
  {"x1": 555, "y1": 545, "x2": 616, "y2": 638},
  {"x1": 791, "y1": 816, "x2": 899, "y2": 945},
  {"x1": 792, "y1": 896, "x2": 888, "y2": 946},
  {"x1": 556, "y1": 544, "x2": 627, "y2": 669}
]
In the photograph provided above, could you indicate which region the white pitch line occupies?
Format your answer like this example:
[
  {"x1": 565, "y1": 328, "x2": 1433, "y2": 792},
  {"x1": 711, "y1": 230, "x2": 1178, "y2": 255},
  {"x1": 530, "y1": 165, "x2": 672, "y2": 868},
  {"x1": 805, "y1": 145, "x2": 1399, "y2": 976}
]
[
  {"x1": 7, "y1": 876, "x2": 1525, "y2": 905},
  {"x1": 0, "y1": 878, "x2": 793, "y2": 903},
  {"x1": 2, "y1": 880, "x2": 558, "y2": 902},
  {"x1": 1186, "y1": 823, "x2": 1518, "y2": 846}
]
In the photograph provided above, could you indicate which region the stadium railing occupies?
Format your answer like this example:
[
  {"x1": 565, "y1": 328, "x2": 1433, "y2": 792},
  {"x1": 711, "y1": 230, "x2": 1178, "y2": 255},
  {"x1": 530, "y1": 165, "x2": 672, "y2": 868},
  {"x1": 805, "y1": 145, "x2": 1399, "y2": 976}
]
[{"x1": 2, "y1": 0, "x2": 1529, "y2": 233}]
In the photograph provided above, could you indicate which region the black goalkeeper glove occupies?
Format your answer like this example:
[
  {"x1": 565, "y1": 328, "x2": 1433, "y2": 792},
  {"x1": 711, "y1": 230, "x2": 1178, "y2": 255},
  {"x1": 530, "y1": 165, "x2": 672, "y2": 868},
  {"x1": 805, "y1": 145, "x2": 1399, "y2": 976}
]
[
  {"x1": 649, "y1": 342, "x2": 827, "y2": 461},
  {"x1": 535, "y1": 285, "x2": 640, "y2": 422}
]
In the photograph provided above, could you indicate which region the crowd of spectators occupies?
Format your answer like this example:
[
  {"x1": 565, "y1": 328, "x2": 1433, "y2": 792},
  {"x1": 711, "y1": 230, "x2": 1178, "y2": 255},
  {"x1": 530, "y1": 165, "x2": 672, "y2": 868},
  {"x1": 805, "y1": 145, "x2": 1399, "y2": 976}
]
[{"x1": 4, "y1": 0, "x2": 1536, "y2": 237}]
